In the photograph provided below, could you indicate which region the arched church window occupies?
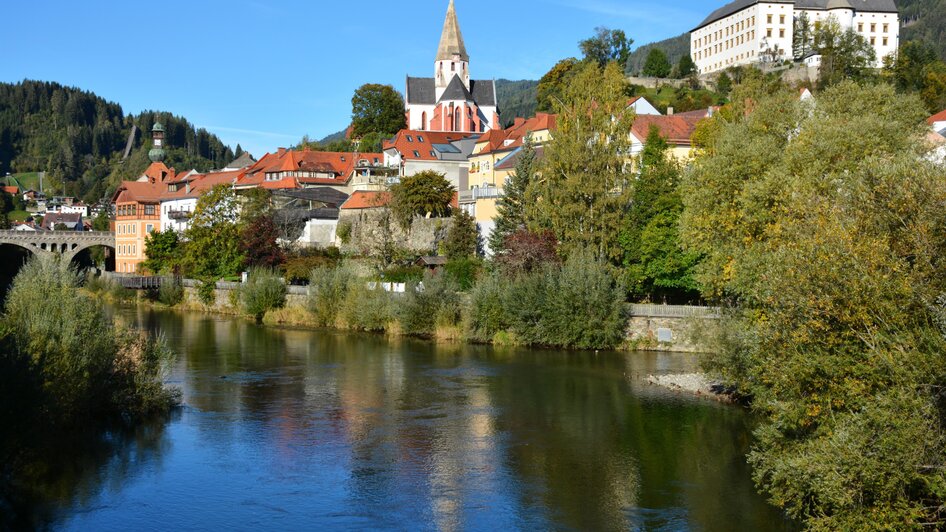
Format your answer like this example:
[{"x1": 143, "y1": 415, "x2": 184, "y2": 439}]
[{"x1": 421, "y1": 112, "x2": 427, "y2": 131}]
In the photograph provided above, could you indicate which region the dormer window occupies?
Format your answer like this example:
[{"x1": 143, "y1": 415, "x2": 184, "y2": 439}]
[
  {"x1": 417, "y1": 135, "x2": 424, "y2": 142},
  {"x1": 341, "y1": 156, "x2": 346, "y2": 162},
  {"x1": 413, "y1": 150, "x2": 420, "y2": 157},
  {"x1": 406, "y1": 135, "x2": 413, "y2": 142}
]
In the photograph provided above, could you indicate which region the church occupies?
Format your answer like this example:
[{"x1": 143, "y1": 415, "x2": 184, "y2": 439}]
[{"x1": 405, "y1": 0, "x2": 500, "y2": 133}]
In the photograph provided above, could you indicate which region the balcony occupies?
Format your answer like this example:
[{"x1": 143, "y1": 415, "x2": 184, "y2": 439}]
[
  {"x1": 167, "y1": 209, "x2": 192, "y2": 220},
  {"x1": 459, "y1": 186, "x2": 501, "y2": 203}
]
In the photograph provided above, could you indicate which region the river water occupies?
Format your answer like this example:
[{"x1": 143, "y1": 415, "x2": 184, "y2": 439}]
[{"x1": 33, "y1": 307, "x2": 790, "y2": 530}]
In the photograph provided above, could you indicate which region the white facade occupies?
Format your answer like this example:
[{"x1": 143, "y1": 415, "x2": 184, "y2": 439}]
[
  {"x1": 628, "y1": 97, "x2": 662, "y2": 116},
  {"x1": 691, "y1": 1, "x2": 899, "y2": 75},
  {"x1": 46, "y1": 204, "x2": 89, "y2": 216},
  {"x1": 160, "y1": 197, "x2": 197, "y2": 233}
]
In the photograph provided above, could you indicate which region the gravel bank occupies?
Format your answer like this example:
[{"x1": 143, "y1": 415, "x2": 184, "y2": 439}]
[{"x1": 646, "y1": 373, "x2": 735, "y2": 403}]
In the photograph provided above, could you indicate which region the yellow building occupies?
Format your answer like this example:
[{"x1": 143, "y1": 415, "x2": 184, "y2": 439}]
[
  {"x1": 461, "y1": 113, "x2": 556, "y2": 254},
  {"x1": 628, "y1": 113, "x2": 704, "y2": 170},
  {"x1": 112, "y1": 123, "x2": 173, "y2": 274},
  {"x1": 112, "y1": 163, "x2": 170, "y2": 273}
]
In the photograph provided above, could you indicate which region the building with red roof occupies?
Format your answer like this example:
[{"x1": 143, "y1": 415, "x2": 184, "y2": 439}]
[
  {"x1": 234, "y1": 148, "x2": 385, "y2": 192},
  {"x1": 930, "y1": 109, "x2": 946, "y2": 137},
  {"x1": 382, "y1": 130, "x2": 477, "y2": 191},
  {"x1": 629, "y1": 114, "x2": 705, "y2": 164}
]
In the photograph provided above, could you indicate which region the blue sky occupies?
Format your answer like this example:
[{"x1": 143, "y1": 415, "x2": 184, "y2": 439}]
[{"x1": 2, "y1": 0, "x2": 718, "y2": 157}]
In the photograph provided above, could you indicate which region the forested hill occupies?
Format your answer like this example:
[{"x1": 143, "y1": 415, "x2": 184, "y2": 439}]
[
  {"x1": 899, "y1": 0, "x2": 946, "y2": 59},
  {"x1": 0, "y1": 80, "x2": 235, "y2": 203},
  {"x1": 496, "y1": 79, "x2": 539, "y2": 126},
  {"x1": 626, "y1": 33, "x2": 691, "y2": 76}
]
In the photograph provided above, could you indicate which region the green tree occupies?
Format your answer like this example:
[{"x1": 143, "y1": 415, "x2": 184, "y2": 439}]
[
  {"x1": 676, "y1": 54, "x2": 697, "y2": 78},
  {"x1": 142, "y1": 229, "x2": 180, "y2": 274},
  {"x1": 792, "y1": 12, "x2": 813, "y2": 60},
  {"x1": 921, "y1": 61, "x2": 946, "y2": 112},
  {"x1": 443, "y1": 209, "x2": 480, "y2": 259},
  {"x1": 885, "y1": 40, "x2": 939, "y2": 92},
  {"x1": 642, "y1": 48, "x2": 672, "y2": 78},
  {"x1": 351, "y1": 84, "x2": 407, "y2": 139},
  {"x1": 489, "y1": 134, "x2": 536, "y2": 255},
  {"x1": 390, "y1": 170, "x2": 455, "y2": 229},
  {"x1": 536, "y1": 58, "x2": 580, "y2": 113},
  {"x1": 620, "y1": 126, "x2": 699, "y2": 302},
  {"x1": 240, "y1": 267, "x2": 286, "y2": 323},
  {"x1": 716, "y1": 71, "x2": 733, "y2": 94},
  {"x1": 579, "y1": 27, "x2": 633, "y2": 68},
  {"x1": 680, "y1": 81, "x2": 946, "y2": 529},
  {"x1": 814, "y1": 20, "x2": 877, "y2": 88},
  {"x1": 527, "y1": 61, "x2": 632, "y2": 263},
  {"x1": 180, "y1": 185, "x2": 244, "y2": 283},
  {"x1": 91, "y1": 208, "x2": 110, "y2": 231}
]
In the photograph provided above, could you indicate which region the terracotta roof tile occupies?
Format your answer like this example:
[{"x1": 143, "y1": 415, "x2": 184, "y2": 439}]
[
  {"x1": 237, "y1": 149, "x2": 380, "y2": 187},
  {"x1": 341, "y1": 191, "x2": 392, "y2": 210},
  {"x1": 383, "y1": 130, "x2": 474, "y2": 161},
  {"x1": 631, "y1": 115, "x2": 703, "y2": 145},
  {"x1": 929, "y1": 109, "x2": 946, "y2": 126}
]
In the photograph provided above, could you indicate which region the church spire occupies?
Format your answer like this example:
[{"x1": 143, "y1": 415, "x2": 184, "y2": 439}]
[{"x1": 436, "y1": 0, "x2": 468, "y2": 62}]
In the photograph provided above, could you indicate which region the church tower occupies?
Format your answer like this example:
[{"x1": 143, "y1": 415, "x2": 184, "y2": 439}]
[
  {"x1": 434, "y1": 0, "x2": 470, "y2": 101},
  {"x1": 148, "y1": 122, "x2": 166, "y2": 163}
]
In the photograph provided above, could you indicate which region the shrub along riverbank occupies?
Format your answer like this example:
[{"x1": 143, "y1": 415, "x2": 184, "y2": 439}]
[
  {"x1": 0, "y1": 258, "x2": 179, "y2": 528},
  {"x1": 92, "y1": 252, "x2": 632, "y2": 352}
]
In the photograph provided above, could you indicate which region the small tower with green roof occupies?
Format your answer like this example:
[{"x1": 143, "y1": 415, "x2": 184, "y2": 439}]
[{"x1": 149, "y1": 122, "x2": 166, "y2": 163}]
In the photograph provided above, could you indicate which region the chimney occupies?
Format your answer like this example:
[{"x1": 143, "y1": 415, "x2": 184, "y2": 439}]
[
  {"x1": 667, "y1": 107, "x2": 674, "y2": 116},
  {"x1": 277, "y1": 147, "x2": 287, "y2": 156}
]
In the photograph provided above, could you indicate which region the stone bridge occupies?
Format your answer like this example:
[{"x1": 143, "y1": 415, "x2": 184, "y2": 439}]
[{"x1": 0, "y1": 230, "x2": 115, "y2": 263}]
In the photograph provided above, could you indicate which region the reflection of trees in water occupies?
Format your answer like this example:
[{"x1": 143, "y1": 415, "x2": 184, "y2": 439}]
[
  {"x1": 96, "y1": 308, "x2": 788, "y2": 530},
  {"x1": 3, "y1": 414, "x2": 174, "y2": 529}
]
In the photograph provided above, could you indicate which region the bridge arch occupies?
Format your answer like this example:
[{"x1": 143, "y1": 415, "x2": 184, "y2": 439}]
[
  {"x1": 68, "y1": 242, "x2": 116, "y2": 272},
  {"x1": 0, "y1": 242, "x2": 37, "y2": 301}
]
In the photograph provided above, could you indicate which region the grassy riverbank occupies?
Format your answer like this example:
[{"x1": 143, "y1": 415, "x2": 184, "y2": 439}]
[{"x1": 87, "y1": 255, "x2": 668, "y2": 352}]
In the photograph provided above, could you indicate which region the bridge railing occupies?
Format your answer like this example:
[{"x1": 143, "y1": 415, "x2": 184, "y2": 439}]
[{"x1": 0, "y1": 230, "x2": 115, "y2": 238}]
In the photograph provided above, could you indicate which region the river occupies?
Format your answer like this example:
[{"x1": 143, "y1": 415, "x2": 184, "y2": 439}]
[{"x1": 29, "y1": 306, "x2": 791, "y2": 530}]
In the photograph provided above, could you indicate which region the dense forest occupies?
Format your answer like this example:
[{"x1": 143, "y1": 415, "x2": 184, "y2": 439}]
[
  {"x1": 625, "y1": 33, "x2": 692, "y2": 76},
  {"x1": 900, "y1": 0, "x2": 946, "y2": 59},
  {"x1": 0, "y1": 80, "x2": 234, "y2": 204},
  {"x1": 495, "y1": 79, "x2": 539, "y2": 126}
]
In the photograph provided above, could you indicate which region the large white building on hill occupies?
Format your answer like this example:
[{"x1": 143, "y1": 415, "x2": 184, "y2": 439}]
[{"x1": 691, "y1": 0, "x2": 899, "y2": 75}]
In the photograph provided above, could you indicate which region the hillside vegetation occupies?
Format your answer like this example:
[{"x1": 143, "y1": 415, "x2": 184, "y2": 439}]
[
  {"x1": 899, "y1": 0, "x2": 946, "y2": 60},
  {"x1": 0, "y1": 80, "x2": 234, "y2": 203},
  {"x1": 626, "y1": 33, "x2": 691, "y2": 76},
  {"x1": 496, "y1": 79, "x2": 539, "y2": 126}
]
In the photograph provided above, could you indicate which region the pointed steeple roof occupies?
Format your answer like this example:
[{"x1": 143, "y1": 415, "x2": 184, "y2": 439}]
[{"x1": 436, "y1": 0, "x2": 469, "y2": 62}]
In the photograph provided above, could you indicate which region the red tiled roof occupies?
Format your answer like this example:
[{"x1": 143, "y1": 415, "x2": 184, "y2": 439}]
[
  {"x1": 237, "y1": 149, "x2": 380, "y2": 187},
  {"x1": 340, "y1": 190, "x2": 457, "y2": 210},
  {"x1": 112, "y1": 180, "x2": 164, "y2": 204},
  {"x1": 631, "y1": 115, "x2": 703, "y2": 146},
  {"x1": 929, "y1": 109, "x2": 946, "y2": 125},
  {"x1": 260, "y1": 177, "x2": 300, "y2": 190},
  {"x1": 1, "y1": 186, "x2": 19, "y2": 195},
  {"x1": 473, "y1": 113, "x2": 557, "y2": 156},
  {"x1": 341, "y1": 191, "x2": 392, "y2": 210},
  {"x1": 383, "y1": 130, "x2": 474, "y2": 161},
  {"x1": 141, "y1": 162, "x2": 174, "y2": 184}
]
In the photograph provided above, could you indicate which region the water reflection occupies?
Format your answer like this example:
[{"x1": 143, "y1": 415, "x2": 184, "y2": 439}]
[{"x1": 38, "y1": 308, "x2": 790, "y2": 530}]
